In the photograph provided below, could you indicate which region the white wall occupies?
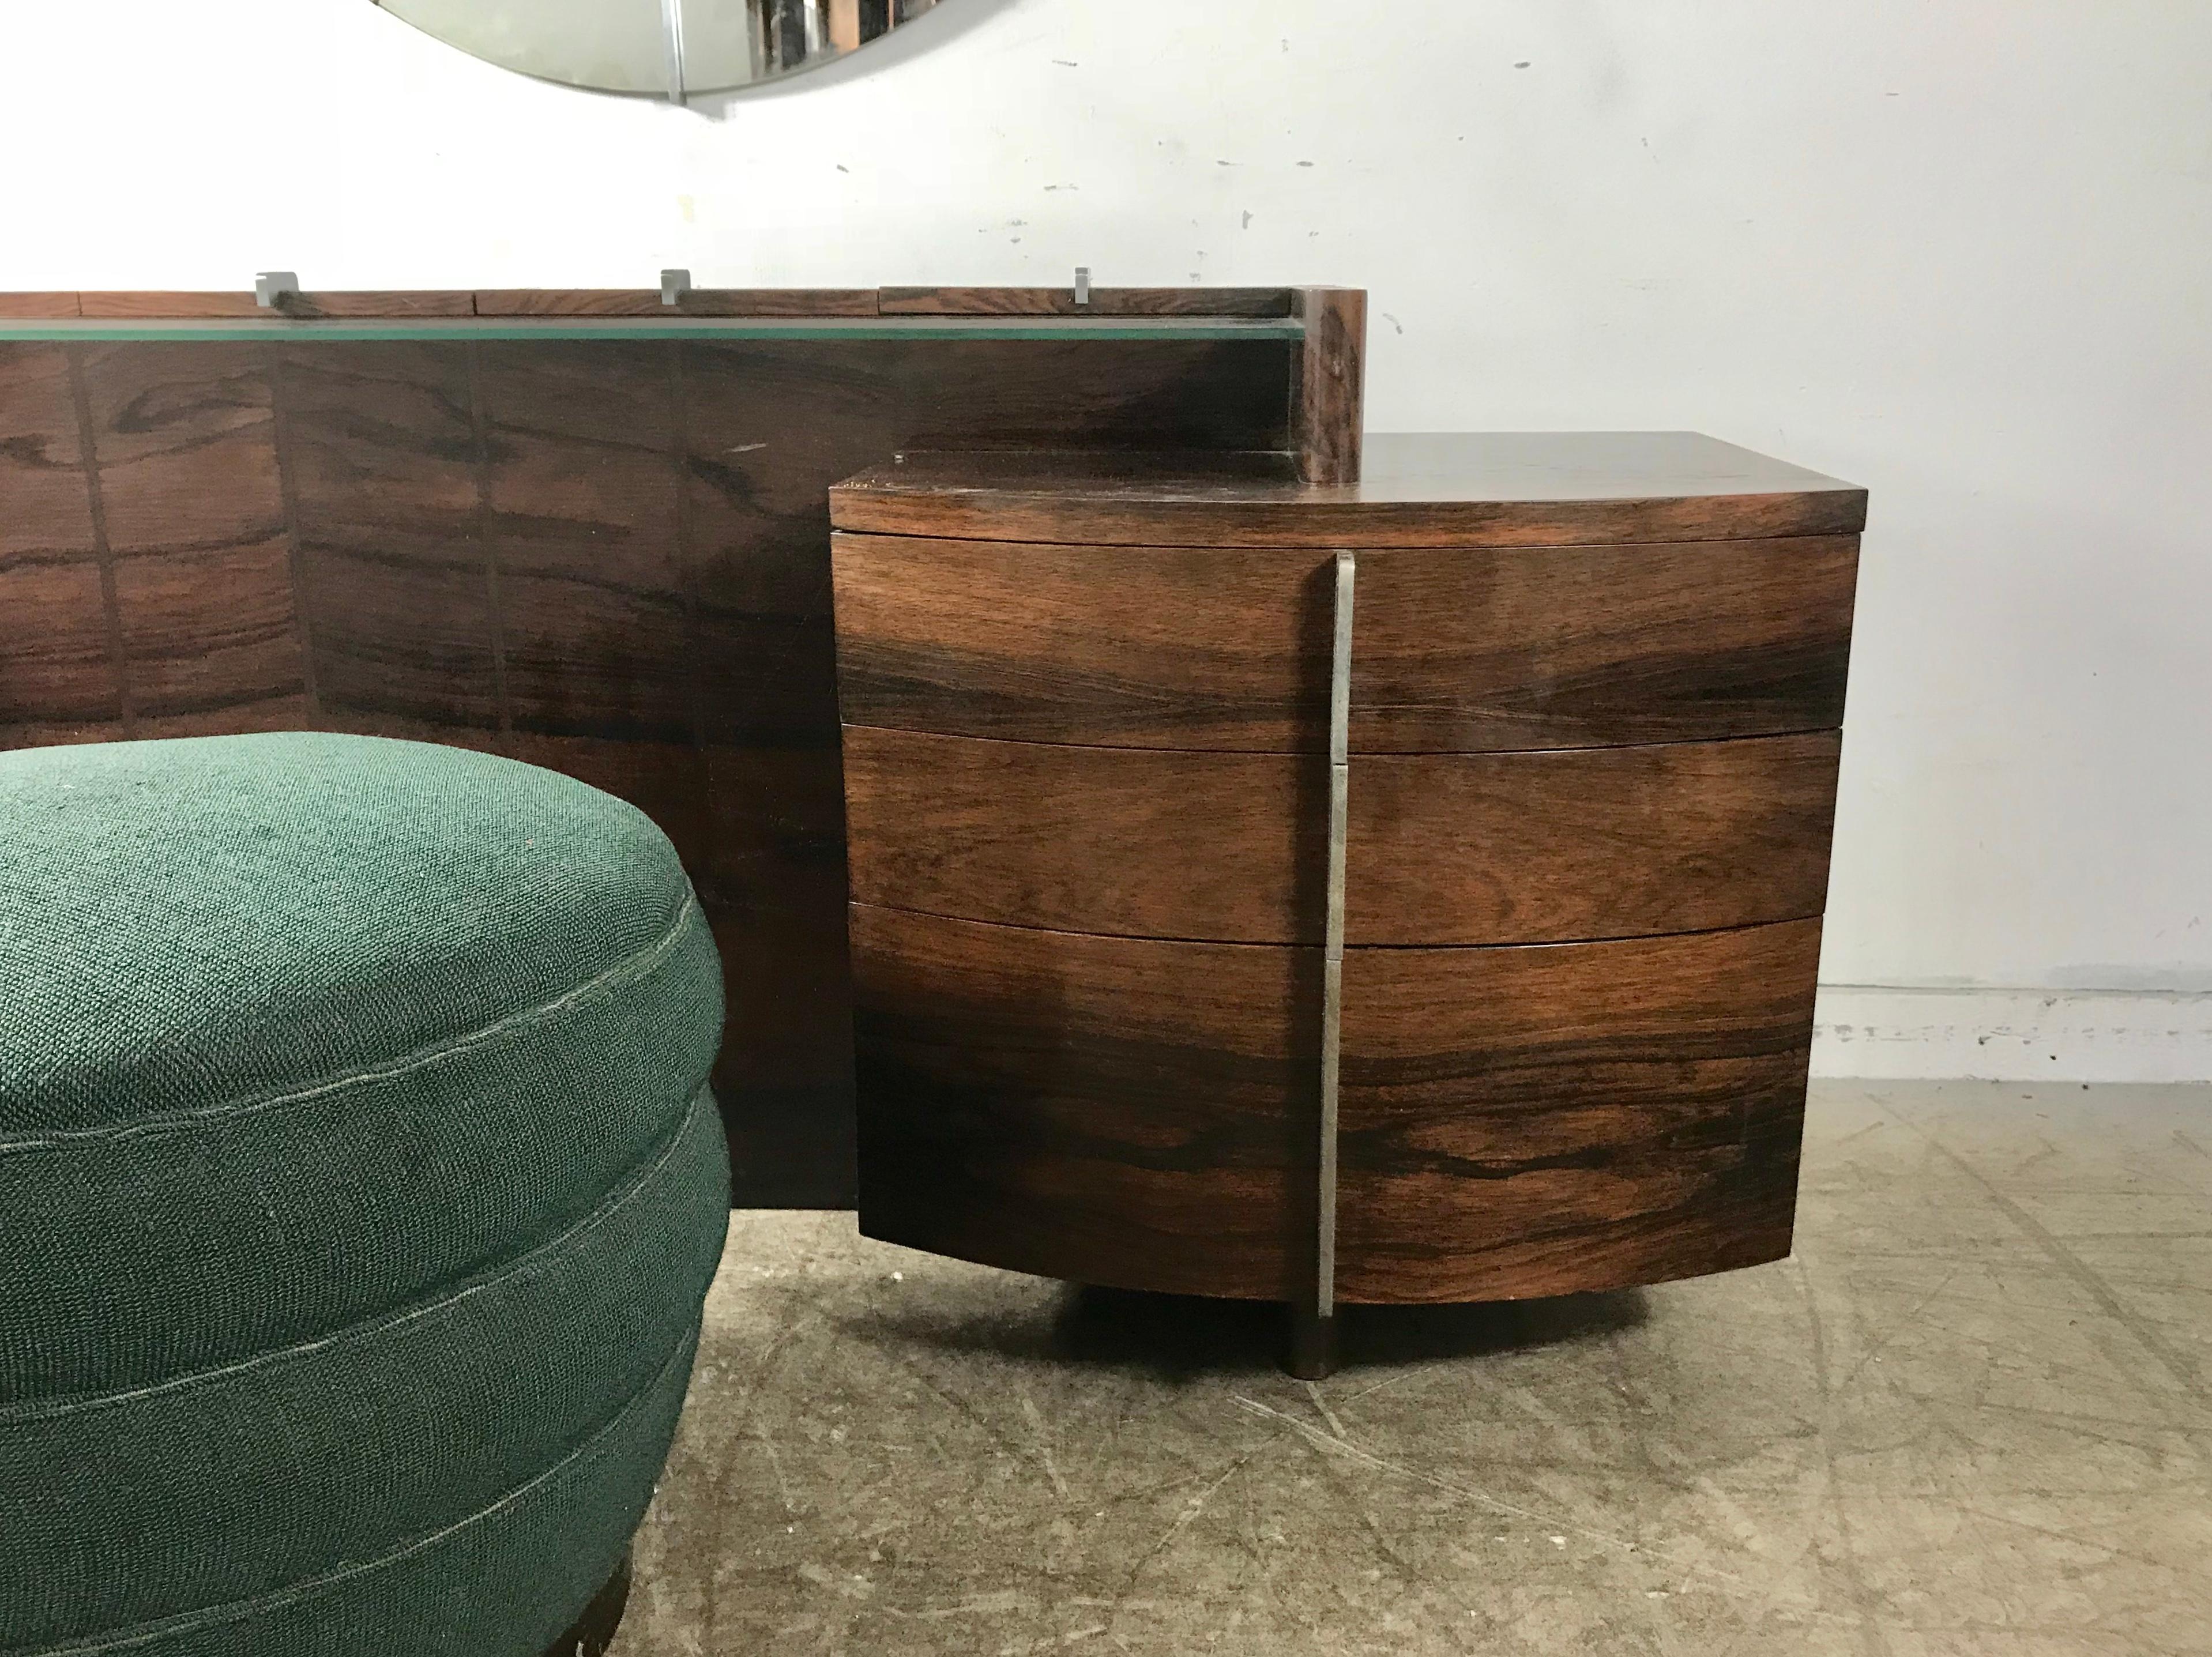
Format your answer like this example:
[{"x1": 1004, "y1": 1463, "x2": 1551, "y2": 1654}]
[{"x1": 8, "y1": 1, "x2": 2210, "y2": 1072}]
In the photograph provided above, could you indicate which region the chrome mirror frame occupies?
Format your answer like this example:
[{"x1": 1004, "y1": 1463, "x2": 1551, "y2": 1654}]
[{"x1": 375, "y1": 0, "x2": 949, "y2": 103}]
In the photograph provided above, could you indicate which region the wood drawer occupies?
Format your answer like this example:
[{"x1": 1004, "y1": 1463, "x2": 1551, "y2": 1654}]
[
  {"x1": 1337, "y1": 917, "x2": 1819, "y2": 1302},
  {"x1": 1349, "y1": 538, "x2": 1857, "y2": 751},
  {"x1": 831, "y1": 530, "x2": 1857, "y2": 752},
  {"x1": 832, "y1": 532, "x2": 1328, "y2": 750},
  {"x1": 1349, "y1": 731, "x2": 1840, "y2": 945},
  {"x1": 841, "y1": 725, "x2": 1839, "y2": 944},
  {"x1": 841, "y1": 726, "x2": 1321, "y2": 942},
  {"x1": 851, "y1": 902, "x2": 1310, "y2": 1301}
]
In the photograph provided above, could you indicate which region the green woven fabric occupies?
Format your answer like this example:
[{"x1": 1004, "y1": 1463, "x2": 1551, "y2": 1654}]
[{"x1": 0, "y1": 733, "x2": 729, "y2": 1656}]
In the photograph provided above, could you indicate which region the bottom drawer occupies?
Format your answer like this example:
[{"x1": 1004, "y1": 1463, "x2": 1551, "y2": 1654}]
[
  {"x1": 851, "y1": 902, "x2": 1311, "y2": 1301},
  {"x1": 1338, "y1": 918, "x2": 1820, "y2": 1303},
  {"x1": 851, "y1": 903, "x2": 1819, "y2": 1304}
]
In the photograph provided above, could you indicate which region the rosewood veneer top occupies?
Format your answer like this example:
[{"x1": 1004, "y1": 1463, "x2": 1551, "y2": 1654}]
[{"x1": 830, "y1": 431, "x2": 1867, "y2": 547}]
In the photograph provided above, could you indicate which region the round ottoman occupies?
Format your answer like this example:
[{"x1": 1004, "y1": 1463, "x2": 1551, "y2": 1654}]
[{"x1": 0, "y1": 733, "x2": 729, "y2": 1656}]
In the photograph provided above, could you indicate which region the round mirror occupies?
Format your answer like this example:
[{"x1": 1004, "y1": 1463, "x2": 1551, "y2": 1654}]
[{"x1": 376, "y1": 0, "x2": 949, "y2": 100}]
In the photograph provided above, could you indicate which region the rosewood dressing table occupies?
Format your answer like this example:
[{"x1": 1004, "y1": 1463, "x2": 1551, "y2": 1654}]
[{"x1": 2, "y1": 285, "x2": 1862, "y2": 1374}]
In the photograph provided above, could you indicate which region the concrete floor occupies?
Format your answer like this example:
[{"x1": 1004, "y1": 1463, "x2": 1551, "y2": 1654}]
[{"x1": 610, "y1": 1080, "x2": 2212, "y2": 1655}]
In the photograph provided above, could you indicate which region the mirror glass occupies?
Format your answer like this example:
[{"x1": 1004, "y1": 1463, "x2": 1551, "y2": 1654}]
[{"x1": 377, "y1": 0, "x2": 947, "y2": 99}]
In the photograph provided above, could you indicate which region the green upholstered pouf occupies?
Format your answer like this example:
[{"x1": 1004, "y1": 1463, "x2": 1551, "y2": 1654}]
[{"x1": 0, "y1": 733, "x2": 729, "y2": 1656}]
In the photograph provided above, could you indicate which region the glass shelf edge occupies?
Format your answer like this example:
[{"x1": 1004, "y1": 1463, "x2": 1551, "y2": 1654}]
[{"x1": 0, "y1": 317, "x2": 1306, "y2": 344}]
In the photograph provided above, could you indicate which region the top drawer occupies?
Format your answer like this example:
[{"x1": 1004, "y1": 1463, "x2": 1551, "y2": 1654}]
[{"x1": 831, "y1": 532, "x2": 1857, "y2": 752}]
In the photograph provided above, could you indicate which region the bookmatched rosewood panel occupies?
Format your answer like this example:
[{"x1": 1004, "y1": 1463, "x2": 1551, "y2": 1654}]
[
  {"x1": 0, "y1": 344, "x2": 110, "y2": 745},
  {"x1": 0, "y1": 310, "x2": 1311, "y2": 1206}
]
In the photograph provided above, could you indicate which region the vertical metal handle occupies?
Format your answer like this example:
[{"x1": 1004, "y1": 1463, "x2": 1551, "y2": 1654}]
[
  {"x1": 1292, "y1": 550, "x2": 1355, "y2": 1379},
  {"x1": 1318, "y1": 550, "x2": 1355, "y2": 1323}
]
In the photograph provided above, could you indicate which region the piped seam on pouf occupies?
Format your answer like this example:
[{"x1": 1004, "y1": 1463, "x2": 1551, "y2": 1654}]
[
  {"x1": 0, "y1": 894, "x2": 705, "y2": 1157},
  {"x1": 0, "y1": 1088, "x2": 716, "y2": 1423},
  {"x1": 3, "y1": 1327, "x2": 701, "y2": 1657}
]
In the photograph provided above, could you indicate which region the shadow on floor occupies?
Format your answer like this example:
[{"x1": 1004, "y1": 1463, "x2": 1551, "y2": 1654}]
[{"x1": 860, "y1": 1283, "x2": 1649, "y2": 1382}]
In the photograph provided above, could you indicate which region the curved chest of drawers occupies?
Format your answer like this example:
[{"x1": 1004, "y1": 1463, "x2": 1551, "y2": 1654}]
[{"x1": 827, "y1": 433, "x2": 1865, "y2": 1330}]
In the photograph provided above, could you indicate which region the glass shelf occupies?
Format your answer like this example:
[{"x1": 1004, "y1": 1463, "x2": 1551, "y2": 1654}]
[{"x1": 0, "y1": 316, "x2": 1306, "y2": 344}]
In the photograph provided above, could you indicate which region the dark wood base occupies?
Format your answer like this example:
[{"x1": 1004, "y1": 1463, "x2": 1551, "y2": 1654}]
[
  {"x1": 543, "y1": 1553, "x2": 632, "y2": 1657},
  {"x1": 1286, "y1": 1308, "x2": 1339, "y2": 1380}
]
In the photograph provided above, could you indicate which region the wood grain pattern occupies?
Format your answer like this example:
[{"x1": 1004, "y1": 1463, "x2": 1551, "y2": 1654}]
[
  {"x1": 0, "y1": 345, "x2": 96, "y2": 562},
  {"x1": 113, "y1": 536, "x2": 310, "y2": 736},
  {"x1": 830, "y1": 530, "x2": 1859, "y2": 752},
  {"x1": 680, "y1": 337, "x2": 1295, "y2": 741},
  {"x1": 476, "y1": 289, "x2": 881, "y2": 318},
  {"x1": 1293, "y1": 287, "x2": 1365, "y2": 486},
  {"x1": 2, "y1": 344, "x2": 125, "y2": 747},
  {"x1": 830, "y1": 532, "x2": 1332, "y2": 749},
  {"x1": 852, "y1": 903, "x2": 1315, "y2": 1300},
  {"x1": 830, "y1": 433, "x2": 1868, "y2": 548},
  {"x1": 0, "y1": 557, "x2": 118, "y2": 744},
  {"x1": 66, "y1": 291, "x2": 476, "y2": 319},
  {"x1": 42, "y1": 288, "x2": 1303, "y2": 322},
  {"x1": 270, "y1": 291, "x2": 477, "y2": 319},
  {"x1": 296, "y1": 543, "x2": 504, "y2": 729},
  {"x1": 841, "y1": 726, "x2": 1838, "y2": 945},
  {"x1": 78, "y1": 345, "x2": 287, "y2": 556},
  {"x1": 279, "y1": 342, "x2": 500, "y2": 729},
  {"x1": 2, "y1": 323, "x2": 1312, "y2": 1207},
  {"x1": 476, "y1": 343, "x2": 694, "y2": 743},
  {"x1": 852, "y1": 901, "x2": 1816, "y2": 1305},
  {"x1": 74, "y1": 292, "x2": 266, "y2": 318},
  {"x1": 66, "y1": 344, "x2": 307, "y2": 740},
  {"x1": 841, "y1": 725, "x2": 1327, "y2": 943},
  {"x1": 697, "y1": 743, "x2": 857, "y2": 1203},
  {"x1": 879, "y1": 287, "x2": 1294, "y2": 318},
  {"x1": 1352, "y1": 537, "x2": 1860, "y2": 751},
  {"x1": 76, "y1": 291, "x2": 480, "y2": 319},
  {"x1": 680, "y1": 340, "x2": 907, "y2": 751},
  {"x1": 0, "y1": 293, "x2": 80, "y2": 318},
  {"x1": 276, "y1": 342, "x2": 484, "y2": 560},
  {"x1": 1337, "y1": 919, "x2": 1820, "y2": 1302},
  {"x1": 1349, "y1": 732, "x2": 1841, "y2": 944},
  {"x1": 893, "y1": 340, "x2": 1292, "y2": 453}
]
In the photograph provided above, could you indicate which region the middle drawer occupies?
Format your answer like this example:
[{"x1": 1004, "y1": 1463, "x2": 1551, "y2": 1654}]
[{"x1": 841, "y1": 725, "x2": 1839, "y2": 946}]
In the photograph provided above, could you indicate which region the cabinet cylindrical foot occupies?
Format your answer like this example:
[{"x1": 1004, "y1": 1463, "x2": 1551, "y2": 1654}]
[{"x1": 1286, "y1": 1307, "x2": 1339, "y2": 1380}]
